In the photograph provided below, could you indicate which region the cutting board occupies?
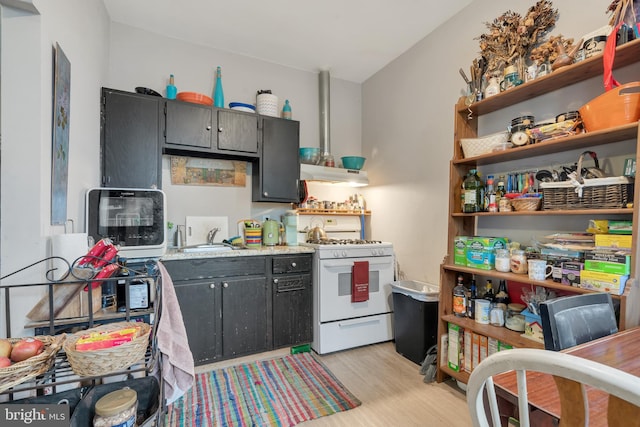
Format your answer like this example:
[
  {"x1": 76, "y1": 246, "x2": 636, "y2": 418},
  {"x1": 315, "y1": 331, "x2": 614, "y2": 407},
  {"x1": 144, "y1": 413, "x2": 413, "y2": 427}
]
[{"x1": 185, "y1": 216, "x2": 229, "y2": 245}]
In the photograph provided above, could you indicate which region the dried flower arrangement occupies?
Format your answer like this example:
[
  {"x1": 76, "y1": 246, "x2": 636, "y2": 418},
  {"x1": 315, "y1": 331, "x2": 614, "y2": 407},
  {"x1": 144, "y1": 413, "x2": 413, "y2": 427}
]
[
  {"x1": 477, "y1": 1, "x2": 558, "y2": 76},
  {"x1": 530, "y1": 35, "x2": 577, "y2": 65}
]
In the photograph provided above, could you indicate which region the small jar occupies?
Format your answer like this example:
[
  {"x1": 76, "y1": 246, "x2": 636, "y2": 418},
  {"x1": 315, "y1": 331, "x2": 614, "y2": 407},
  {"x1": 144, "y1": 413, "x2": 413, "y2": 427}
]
[
  {"x1": 510, "y1": 249, "x2": 528, "y2": 274},
  {"x1": 490, "y1": 303, "x2": 506, "y2": 327},
  {"x1": 505, "y1": 303, "x2": 526, "y2": 332},
  {"x1": 499, "y1": 198, "x2": 512, "y2": 212},
  {"x1": 93, "y1": 387, "x2": 137, "y2": 427},
  {"x1": 494, "y1": 249, "x2": 511, "y2": 272}
]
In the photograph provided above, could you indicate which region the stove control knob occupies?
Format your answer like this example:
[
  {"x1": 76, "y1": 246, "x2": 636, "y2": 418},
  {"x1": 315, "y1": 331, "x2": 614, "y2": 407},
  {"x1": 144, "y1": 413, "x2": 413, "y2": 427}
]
[
  {"x1": 342, "y1": 251, "x2": 347, "y2": 257},
  {"x1": 333, "y1": 251, "x2": 340, "y2": 258}
]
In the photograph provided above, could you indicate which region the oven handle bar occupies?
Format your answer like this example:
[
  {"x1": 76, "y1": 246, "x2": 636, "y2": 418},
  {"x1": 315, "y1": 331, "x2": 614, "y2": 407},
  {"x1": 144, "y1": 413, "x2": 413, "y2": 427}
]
[
  {"x1": 338, "y1": 317, "x2": 381, "y2": 328},
  {"x1": 321, "y1": 257, "x2": 394, "y2": 269}
]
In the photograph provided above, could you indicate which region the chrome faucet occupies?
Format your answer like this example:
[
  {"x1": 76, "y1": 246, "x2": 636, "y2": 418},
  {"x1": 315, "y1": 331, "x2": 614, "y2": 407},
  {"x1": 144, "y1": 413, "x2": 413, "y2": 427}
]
[{"x1": 207, "y1": 227, "x2": 220, "y2": 244}]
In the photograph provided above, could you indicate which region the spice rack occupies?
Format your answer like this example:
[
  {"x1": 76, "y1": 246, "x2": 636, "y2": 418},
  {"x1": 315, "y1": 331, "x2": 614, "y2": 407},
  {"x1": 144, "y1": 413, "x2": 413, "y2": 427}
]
[
  {"x1": 0, "y1": 259, "x2": 163, "y2": 425},
  {"x1": 437, "y1": 38, "x2": 640, "y2": 385}
]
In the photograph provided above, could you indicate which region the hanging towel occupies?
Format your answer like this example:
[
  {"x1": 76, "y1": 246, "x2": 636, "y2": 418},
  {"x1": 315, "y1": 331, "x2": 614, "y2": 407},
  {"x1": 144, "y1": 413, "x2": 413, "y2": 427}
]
[
  {"x1": 156, "y1": 261, "x2": 195, "y2": 404},
  {"x1": 352, "y1": 261, "x2": 369, "y2": 302}
]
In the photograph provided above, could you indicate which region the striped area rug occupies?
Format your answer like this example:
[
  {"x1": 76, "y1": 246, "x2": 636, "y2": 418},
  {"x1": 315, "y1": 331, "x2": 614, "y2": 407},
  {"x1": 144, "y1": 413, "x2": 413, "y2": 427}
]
[{"x1": 165, "y1": 352, "x2": 361, "y2": 426}]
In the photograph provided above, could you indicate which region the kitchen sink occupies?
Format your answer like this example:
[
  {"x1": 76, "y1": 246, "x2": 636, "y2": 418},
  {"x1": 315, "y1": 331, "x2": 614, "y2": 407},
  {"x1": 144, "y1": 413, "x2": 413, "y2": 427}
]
[{"x1": 180, "y1": 244, "x2": 235, "y2": 253}]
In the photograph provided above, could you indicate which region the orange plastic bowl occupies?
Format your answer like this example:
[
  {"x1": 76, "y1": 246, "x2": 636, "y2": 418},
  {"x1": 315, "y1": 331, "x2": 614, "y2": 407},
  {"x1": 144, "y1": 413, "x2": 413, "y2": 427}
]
[
  {"x1": 579, "y1": 82, "x2": 640, "y2": 132},
  {"x1": 176, "y1": 91, "x2": 213, "y2": 106}
]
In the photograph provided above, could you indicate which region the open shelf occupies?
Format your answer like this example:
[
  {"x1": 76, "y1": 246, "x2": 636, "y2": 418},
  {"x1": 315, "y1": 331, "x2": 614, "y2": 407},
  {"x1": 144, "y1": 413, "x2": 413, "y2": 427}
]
[{"x1": 456, "y1": 39, "x2": 640, "y2": 116}]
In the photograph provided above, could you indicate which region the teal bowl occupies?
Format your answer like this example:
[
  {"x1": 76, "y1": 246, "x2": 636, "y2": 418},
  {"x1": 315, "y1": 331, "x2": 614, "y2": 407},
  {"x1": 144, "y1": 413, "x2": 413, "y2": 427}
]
[
  {"x1": 299, "y1": 147, "x2": 320, "y2": 165},
  {"x1": 341, "y1": 156, "x2": 366, "y2": 170}
]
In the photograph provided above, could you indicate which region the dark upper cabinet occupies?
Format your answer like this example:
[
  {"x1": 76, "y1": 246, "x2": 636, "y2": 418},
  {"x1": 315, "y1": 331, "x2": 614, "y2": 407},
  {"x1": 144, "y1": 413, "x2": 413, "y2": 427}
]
[
  {"x1": 252, "y1": 117, "x2": 300, "y2": 202},
  {"x1": 100, "y1": 88, "x2": 162, "y2": 189},
  {"x1": 164, "y1": 100, "x2": 214, "y2": 150},
  {"x1": 163, "y1": 100, "x2": 259, "y2": 159}
]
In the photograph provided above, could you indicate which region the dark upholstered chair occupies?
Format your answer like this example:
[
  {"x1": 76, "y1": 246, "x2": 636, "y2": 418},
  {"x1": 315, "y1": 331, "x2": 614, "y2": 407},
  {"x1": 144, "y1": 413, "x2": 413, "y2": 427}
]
[{"x1": 539, "y1": 293, "x2": 618, "y2": 351}]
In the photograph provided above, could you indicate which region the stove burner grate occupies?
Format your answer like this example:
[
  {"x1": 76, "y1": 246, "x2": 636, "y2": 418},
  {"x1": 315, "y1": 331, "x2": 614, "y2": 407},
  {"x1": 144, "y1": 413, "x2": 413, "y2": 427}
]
[{"x1": 306, "y1": 238, "x2": 383, "y2": 245}]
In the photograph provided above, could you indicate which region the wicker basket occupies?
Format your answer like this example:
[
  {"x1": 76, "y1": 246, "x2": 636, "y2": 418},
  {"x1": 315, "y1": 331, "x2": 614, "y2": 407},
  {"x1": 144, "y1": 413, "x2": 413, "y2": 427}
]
[
  {"x1": 0, "y1": 334, "x2": 65, "y2": 393},
  {"x1": 63, "y1": 321, "x2": 151, "y2": 377},
  {"x1": 510, "y1": 197, "x2": 542, "y2": 211},
  {"x1": 541, "y1": 176, "x2": 634, "y2": 210},
  {"x1": 460, "y1": 131, "x2": 509, "y2": 158}
]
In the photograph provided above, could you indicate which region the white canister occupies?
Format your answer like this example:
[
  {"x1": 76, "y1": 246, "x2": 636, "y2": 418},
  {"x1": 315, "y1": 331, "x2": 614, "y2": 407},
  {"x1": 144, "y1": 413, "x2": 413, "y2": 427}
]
[
  {"x1": 256, "y1": 93, "x2": 279, "y2": 117},
  {"x1": 475, "y1": 299, "x2": 491, "y2": 324}
]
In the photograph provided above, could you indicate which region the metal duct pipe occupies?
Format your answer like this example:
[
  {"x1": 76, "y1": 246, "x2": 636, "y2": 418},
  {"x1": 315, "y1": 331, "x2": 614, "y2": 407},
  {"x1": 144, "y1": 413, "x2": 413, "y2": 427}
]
[{"x1": 319, "y1": 70, "x2": 331, "y2": 156}]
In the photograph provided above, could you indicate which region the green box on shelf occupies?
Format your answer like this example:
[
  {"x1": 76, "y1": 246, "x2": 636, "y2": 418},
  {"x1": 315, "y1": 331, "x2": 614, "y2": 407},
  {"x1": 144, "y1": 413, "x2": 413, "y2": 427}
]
[
  {"x1": 584, "y1": 251, "x2": 630, "y2": 275},
  {"x1": 454, "y1": 236, "x2": 468, "y2": 266},
  {"x1": 465, "y1": 236, "x2": 509, "y2": 270}
]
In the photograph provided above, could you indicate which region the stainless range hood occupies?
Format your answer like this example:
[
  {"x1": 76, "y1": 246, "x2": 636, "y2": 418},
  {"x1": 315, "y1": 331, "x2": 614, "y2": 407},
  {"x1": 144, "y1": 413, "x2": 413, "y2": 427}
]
[
  {"x1": 300, "y1": 164, "x2": 368, "y2": 187},
  {"x1": 301, "y1": 70, "x2": 369, "y2": 186}
]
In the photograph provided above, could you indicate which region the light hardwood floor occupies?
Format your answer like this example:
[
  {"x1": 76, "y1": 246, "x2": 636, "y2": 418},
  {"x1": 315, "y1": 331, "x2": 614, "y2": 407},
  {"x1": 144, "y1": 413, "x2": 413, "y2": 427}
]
[{"x1": 196, "y1": 342, "x2": 471, "y2": 426}]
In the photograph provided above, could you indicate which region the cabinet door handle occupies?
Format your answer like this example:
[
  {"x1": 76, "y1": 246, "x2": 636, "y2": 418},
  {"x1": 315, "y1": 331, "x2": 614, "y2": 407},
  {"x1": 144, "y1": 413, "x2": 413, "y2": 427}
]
[
  {"x1": 291, "y1": 262, "x2": 297, "y2": 268},
  {"x1": 206, "y1": 125, "x2": 212, "y2": 131},
  {"x1": 273, "y1": 278, "x2": 279, "y2": 284},
  {"x1": 263, "y1": 192, "x2": 268, "y2": 197},
  {"x1": 223, "y1": 282, "x2": 229, "y2": 288},
  {"x1": 218, "y1": 127, "x2": 223, "y2": 133},
  {"x1": 209, "y1": 283, "x2": 215, "y2": 289}
]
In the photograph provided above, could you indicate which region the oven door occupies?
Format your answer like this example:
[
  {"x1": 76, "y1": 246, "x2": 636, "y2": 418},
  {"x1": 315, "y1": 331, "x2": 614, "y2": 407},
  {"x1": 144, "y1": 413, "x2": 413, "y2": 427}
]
[{"x1": 317, "y1": 255, "x2": 394, "y2": 323}]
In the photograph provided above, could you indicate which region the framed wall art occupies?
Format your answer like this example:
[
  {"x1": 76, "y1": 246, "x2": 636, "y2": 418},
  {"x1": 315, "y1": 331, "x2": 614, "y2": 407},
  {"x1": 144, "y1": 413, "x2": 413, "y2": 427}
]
[{"x1": 51, "y1": 42, "x2": 70, "y2": 225}]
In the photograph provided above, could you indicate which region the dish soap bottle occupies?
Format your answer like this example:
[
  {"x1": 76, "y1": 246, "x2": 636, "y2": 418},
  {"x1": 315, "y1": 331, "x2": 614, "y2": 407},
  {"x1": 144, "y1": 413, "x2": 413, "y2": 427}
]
[
  {"x1": 213, "y1": 66, "x2": 224, "y2": 108},
  {"x1": 282, "y1": 100, "x2": 292, "y2": 119},
  {"x1": 166, "y1": 74, "x2": 177, "y2": 100}
]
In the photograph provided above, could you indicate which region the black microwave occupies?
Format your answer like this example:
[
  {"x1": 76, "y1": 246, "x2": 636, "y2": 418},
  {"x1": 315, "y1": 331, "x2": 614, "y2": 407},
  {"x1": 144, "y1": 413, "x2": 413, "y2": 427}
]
[{"x1": 86, "y1": 188, "x2": 166, "y2": 258}]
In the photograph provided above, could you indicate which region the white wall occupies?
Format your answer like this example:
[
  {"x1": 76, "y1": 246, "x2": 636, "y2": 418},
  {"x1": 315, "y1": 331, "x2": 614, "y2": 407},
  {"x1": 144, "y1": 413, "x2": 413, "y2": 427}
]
[
  {"x1": 1, "y1": 0, "x2": 109, "y2": 336},
  {"x1": 361, "y1": 0, "x2": 625, "y2": 284},
  {"x1": 107, "y1": 23, "x2": 362, "y2": 240}
]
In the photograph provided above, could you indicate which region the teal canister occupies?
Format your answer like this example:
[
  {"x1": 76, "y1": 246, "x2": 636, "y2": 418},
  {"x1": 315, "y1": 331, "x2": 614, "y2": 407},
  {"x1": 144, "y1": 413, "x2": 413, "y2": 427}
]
[
  {"x1": 166, "y1": 74, "x2": 177, "y2": 99},
  {"x1": 282, "y1": 210, "x2": 298, "y2": 246},
  {"x1": 262, "y1": 219, "x2": 281, "y2": 246}
]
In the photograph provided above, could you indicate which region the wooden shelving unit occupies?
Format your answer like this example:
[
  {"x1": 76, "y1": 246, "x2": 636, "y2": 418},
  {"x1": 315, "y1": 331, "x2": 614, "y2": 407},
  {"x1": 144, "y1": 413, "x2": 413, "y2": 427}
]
[{"x1": 437, "y1": 39, "x2": 640, "y2": 384}]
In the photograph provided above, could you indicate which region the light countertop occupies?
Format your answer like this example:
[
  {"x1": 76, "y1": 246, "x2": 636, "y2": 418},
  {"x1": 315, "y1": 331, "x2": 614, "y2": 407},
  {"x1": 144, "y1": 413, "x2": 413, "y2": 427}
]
[{"x1": 161, "y1": 245, "x2": 314, "y2": 261}]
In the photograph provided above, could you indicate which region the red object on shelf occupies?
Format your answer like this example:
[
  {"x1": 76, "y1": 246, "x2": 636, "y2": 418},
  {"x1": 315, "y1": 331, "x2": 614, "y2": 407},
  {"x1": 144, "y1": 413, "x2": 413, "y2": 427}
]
[
  {"x1": 176, "y1": 91, "x2": 213, "y2": 106},
  {"x1": 351, "y1": 261, "x2": 369, "y2": 302}
]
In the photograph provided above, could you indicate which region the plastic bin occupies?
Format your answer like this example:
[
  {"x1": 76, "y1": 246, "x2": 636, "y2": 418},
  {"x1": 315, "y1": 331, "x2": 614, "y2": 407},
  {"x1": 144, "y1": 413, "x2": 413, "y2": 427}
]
[{"x1": 391, "y1": 280, "x2": 440, "y2": 365}]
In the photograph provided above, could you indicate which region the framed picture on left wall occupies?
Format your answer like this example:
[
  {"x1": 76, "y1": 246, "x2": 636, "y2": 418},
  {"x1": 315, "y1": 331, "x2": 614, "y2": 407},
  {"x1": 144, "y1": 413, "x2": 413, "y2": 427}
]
[{"x1": 51, "y1": 42, "x2": 70, "y2": 225}]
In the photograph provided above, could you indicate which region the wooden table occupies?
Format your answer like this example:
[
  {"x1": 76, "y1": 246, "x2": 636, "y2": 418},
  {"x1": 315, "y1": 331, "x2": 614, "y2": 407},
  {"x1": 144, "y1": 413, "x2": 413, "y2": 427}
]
[{"x1": 493, "y1": 327, "x2": 640, "y2": 426}]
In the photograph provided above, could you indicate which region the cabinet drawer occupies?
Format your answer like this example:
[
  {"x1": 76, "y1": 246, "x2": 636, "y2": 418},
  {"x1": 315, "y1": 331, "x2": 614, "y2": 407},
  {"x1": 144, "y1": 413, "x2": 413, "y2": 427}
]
[
  {"x1": 275, "y1": 274, "x2": 311, "y2": 292},
  {"x1": 163, "y1": 256, "x2": 266, "y2": 281},
  {"x1": 272, "y1": 255, "x2": 312, "y2": 274}
]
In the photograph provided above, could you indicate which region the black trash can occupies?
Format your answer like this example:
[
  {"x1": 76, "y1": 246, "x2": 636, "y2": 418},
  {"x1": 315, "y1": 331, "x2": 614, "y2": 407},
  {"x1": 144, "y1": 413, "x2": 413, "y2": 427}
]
[{"x1": 391, "y1": 280, "x2": 439, "y2": 365}]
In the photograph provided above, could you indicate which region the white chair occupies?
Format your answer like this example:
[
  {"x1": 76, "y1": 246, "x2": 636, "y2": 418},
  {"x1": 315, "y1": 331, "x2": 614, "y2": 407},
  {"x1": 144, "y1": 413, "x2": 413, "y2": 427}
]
[{"x1": 467, "y1": 348, "x2": 640, "y2": 427}]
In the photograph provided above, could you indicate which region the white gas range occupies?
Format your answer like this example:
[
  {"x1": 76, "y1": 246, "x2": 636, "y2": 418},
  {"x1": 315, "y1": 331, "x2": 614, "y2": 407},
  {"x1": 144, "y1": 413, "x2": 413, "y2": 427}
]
[{"x1": 298, "y1": 214, "x2": 395, "y2": 354}]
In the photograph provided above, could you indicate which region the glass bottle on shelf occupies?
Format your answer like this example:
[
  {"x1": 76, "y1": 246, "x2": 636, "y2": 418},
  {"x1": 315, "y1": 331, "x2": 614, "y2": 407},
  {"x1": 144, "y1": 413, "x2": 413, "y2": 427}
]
[
  {"x1": 467, "y1": 278, "x2": 477, "y2": 319},
  {"x1": 214, "y1": 66, "x2": 224, "y2": 108},
  {"x1": 484, "y1": 280, "x2": 495, "y2": 302},
  {"x1": 453, "y1": 275, "x2": 468, "y2": 317},
  {"x1": 496, "y1": 176, "x2": 506, "y2": 211},
  {"x1": 495, "y1": 280, "x2": 510, "y2": 307},
  {"x1": 486, "y1": 175, "x2": 498, "y2": 212},
  {"x1": 463, "y1": 169, "x2": 484, "y2": 213}
]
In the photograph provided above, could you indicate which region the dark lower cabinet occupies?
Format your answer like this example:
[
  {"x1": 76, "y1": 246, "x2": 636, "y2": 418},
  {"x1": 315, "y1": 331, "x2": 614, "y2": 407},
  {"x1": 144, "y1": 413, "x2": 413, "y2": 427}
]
[
  {"x1": 164, "y1": 253, "x2": 312, "y2": 365},
  {"x1": 272, "y1": 274, "x2": 312, "y2": 348},
  {"x1": 173, "y1": 279, "x2": 221, "y2": 365},
  {"x1": 221, "y1": 276, "x2": 269, "y2": 358}
]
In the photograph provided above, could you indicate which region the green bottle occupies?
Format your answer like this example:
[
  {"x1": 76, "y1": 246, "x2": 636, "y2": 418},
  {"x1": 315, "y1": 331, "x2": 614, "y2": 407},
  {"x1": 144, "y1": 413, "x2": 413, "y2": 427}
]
[
  {"x1": 214, "y1": 66, "x2": 224, "y2": 108},
  {"x1": 463, "y1": 169, "x2": 484, "y2": 213}
]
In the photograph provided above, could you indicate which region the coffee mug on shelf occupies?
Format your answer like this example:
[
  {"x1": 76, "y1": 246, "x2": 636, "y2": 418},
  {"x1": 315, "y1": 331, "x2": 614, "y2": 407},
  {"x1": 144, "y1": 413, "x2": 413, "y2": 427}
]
[{"x1": 528, "y1": 259, "x2": 552, "y2": 281}]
